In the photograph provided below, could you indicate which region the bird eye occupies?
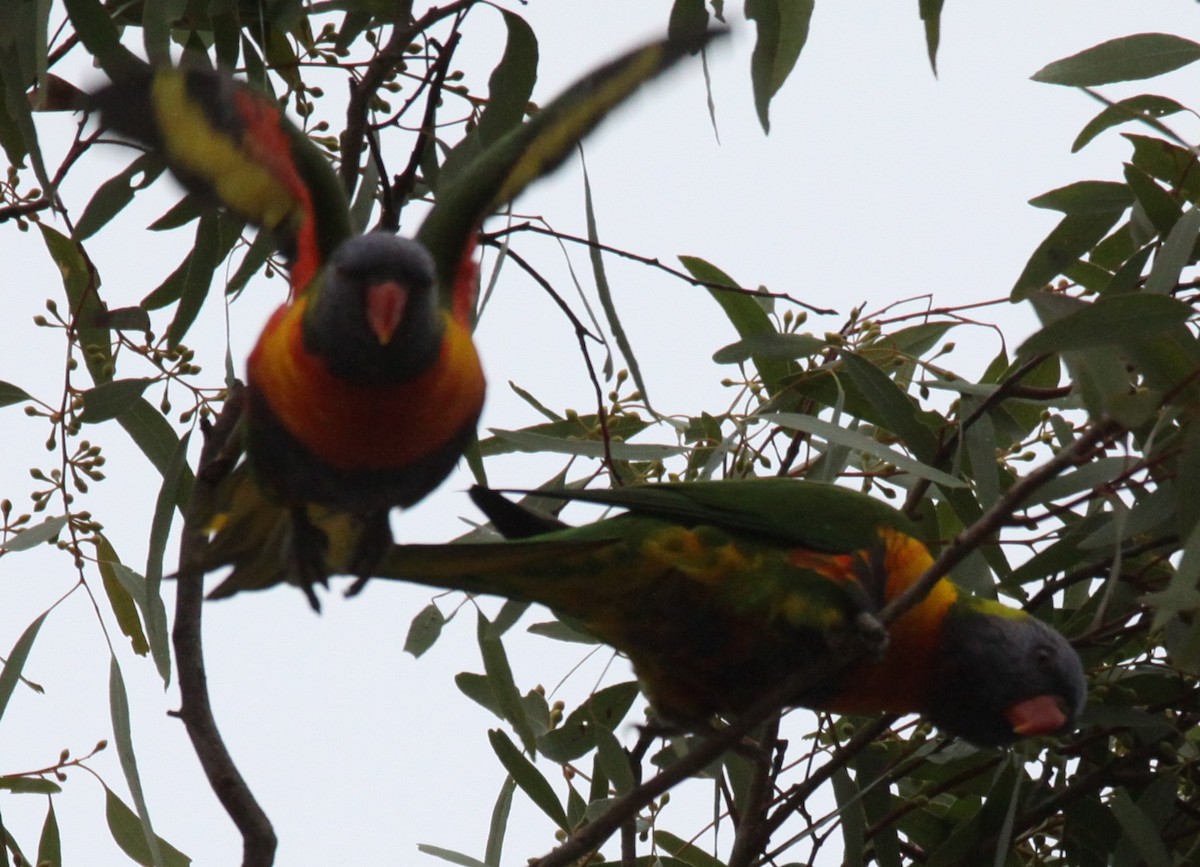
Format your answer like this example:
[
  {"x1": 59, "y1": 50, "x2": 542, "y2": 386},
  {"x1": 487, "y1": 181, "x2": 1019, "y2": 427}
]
[{"x1": 1035, "y1": 646, "x2": 1053, "y2": 667}]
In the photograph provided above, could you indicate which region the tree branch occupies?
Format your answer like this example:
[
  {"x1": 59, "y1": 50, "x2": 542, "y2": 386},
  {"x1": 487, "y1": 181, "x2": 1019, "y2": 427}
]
[{"x1": 173, "y1": 384, "x2": 277, "y2": 867}]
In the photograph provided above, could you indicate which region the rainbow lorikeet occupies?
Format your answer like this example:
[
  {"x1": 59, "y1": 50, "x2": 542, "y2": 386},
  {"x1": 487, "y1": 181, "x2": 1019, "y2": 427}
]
[
  {"x1": 375, "y1": 479, "x2": 1087, "y2": 747},
  {"x1": 90, "y1": 30, "x2": 720, "y2": 608}
]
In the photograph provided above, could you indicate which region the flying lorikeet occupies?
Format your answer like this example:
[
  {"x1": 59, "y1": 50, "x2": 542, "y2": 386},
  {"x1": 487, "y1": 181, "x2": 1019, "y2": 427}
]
[
  {"x1": 374, "y1": 479, "x2": 1087, "y2": 747},
  {"x1": 90, "y1": 30, "x2": 720, "y2": 608}
]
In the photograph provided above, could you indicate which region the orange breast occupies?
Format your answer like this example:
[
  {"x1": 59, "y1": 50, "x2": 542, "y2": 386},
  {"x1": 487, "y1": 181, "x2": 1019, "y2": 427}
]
[{"x1": 248, "y1": 300, "x2": 486, "y2": 471}]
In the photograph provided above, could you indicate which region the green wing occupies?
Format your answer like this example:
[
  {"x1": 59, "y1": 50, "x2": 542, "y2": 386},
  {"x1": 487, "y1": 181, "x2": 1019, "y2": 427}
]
[
  {"x1": 505, "y1": 478, "x2": 917, "y2": 553},
  {"x1": 416, "y1": 27, "x2": 725, "y2": 304}
]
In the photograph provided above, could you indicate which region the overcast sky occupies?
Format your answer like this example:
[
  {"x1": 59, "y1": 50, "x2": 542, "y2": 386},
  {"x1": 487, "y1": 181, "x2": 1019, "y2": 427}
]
[{"x1": 4, "y1": 2, "x2": 1200, "y2": 865}]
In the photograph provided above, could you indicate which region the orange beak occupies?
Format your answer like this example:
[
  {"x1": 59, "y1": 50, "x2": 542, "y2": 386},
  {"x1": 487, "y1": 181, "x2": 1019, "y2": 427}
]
[
  {"x1": 366, "y1": 281, "x2": 408, "y2": 344},
  {"x1": 1005, "y1": 694, "x2": 1068, "y2": 736}
]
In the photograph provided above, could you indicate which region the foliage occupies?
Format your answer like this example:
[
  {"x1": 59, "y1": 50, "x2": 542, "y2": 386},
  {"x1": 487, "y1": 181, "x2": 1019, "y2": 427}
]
[{"x1": 2, "y1": 1, "x2": 1200, "y2": 866}]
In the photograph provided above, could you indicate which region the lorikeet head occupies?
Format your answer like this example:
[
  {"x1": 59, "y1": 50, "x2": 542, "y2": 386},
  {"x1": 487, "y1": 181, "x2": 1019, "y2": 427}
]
[
  {"x1": 302, "y1": 233, "x2": 443, "y2": 384},
  {"x1": 926, "y1": 600, "x2": 1086, "y2": 746}
]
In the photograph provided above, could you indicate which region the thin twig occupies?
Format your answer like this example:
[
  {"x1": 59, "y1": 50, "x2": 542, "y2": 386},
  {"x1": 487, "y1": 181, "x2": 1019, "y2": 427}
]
[
  {"x1": 339, "y1": 0, "x2": 480, "y2": 193},
  {"x1": 172, "y1": 385, "x2": 277, "y2": 867},
  {"x1": 482, "y1": 223, "x2": 838, "y2": 315}
]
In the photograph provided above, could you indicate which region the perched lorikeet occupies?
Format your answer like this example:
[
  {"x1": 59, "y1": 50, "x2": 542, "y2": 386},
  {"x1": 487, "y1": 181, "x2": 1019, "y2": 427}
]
[
  {"x1": 90, "y1": 30, "x2": 720, "y2": 608},
  {"x1": 375, "y1": 479, "x2": 1087, "y2": 747}
]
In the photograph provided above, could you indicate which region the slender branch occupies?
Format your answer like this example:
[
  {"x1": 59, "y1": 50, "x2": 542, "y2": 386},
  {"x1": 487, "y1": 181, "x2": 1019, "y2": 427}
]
[
  {"x1": 339, "y1": 0, "x2": 480, "y2": 193},
  {"x1": 173, "y1": 384, "x2": 277, "y2": 867},
  {"x1": 383, "y1": 31, "x2": 462, "y2": 229},
  {"x1": 501, "y1": 248, "x2": 619, "y2": 478},
  {"x1": 482, "y1": 223, "x2": 838, "y2": 315}
]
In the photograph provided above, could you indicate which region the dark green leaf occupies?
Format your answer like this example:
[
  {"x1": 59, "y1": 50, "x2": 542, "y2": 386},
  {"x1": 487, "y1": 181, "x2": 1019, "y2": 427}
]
[
  {"x1": 0, "y1": 613, "x2": 48, "y2": 724},
  {"x1": 99, "y1": 306, "x2": 153, "y2": 332},
  {"x1": 1028, "y1": 180, "x2": 1134, "y2": 214},
  {"x1": 0, "y1": 776, "x2": 60, "y2": 795},
  {"x1": 920, "y1": 0, "x2": 945, "y2": 75},
  {"x1": 476, "y1": 12, "x2": 538, "y2": 146},
  {"x1": 669, "y1": 0, "x2": 710, "y2": 45},
  {"x1": 1073, "y1": 94, "x2": 1187, "y2": 152},
  {"x1": 37, "y1": 800, "x2": 62, "y2": 867},
  {"x1": 487, "y1": 729, "x2": 568, "y2": 829},
  {"x1": 745, "y1": 0, "x2": 814, "y2": 132},
  {"x1": 103, "y1": 786, "x2": 190, "y2": 867},
  {"x1": 167, "y1": 212, "x2": 244, "y2": 346},
  {"x1": 74, "y1": 155, "x2": 164, "y2": 241},
  {"x1": 39, "y1": 224, "x2": 112, "y2": 383},
  {"x1": 484, "y1": 776, "x2": 515, "y2": 867},
  {"x1": 712, "y1": 332, "x2": 826, "y2": 363},
  {"x1": 1032, "y1": 34, "x2": 1200, "y2": 87},
  {"x1": 478, "y1": 612, "x2": 538, "y2": 752},
  {"x1": 1019, "y1": 292, "x2": 1192, "y2": 355},
  {"x1": 1011, "y1": 210, "x2": 1125, "y2": 299},
  {"x1": 0, "y1": 380, "x2": 30, "y2": 409},
  {"x1": 842, "y1": 352, "x2": 938, "y2": 462},
  {"x1": 1123, "y1": 163, "x2": 1181, "y2": 235},
  {"x1": 1126, "y1": 133, "x2": 1200, "y2": 205},
  {"x1": 79, "y1": 378, "x2": 154, "y2": 423},
  {"x1": 681, "y1": 255, "x2": 790, "y2": 394},
  {"x1": 61, "y1": 0, "x2": 142, "y2": 78},
  {"x1": 455, "y1": 672, "x2": 502, "y2": 718},
  {"x1": 654, "y1": 830, "x2": 726, "y2": 867}
]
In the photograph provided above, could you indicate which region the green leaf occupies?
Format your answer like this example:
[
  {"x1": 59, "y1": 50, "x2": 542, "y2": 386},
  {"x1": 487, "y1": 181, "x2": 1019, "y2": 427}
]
[
  {"x1": 79, "y1": 378, "x2": 154, "y2": 424},
  {"x1": 103, "y1": 786, "x2": 191, "y2": 867},
  {"x1": 415, "y1": 844, "x2": 488, "y2": 867},
  {"x1": 167, "y1": 212, "x2": 244, "y2": 347},
  {"x1": 61, "y1": 0, "x2": 142, "y2": 78},
  {"x1": 1018, "y1": 292, "x2": 1192, "y2": 355},
  {"x1": 1144, "y1": 206, "x2": 1200, "y2": 294},
  {"x1": 487, "y1": 729, "x2": 569, "y2": 830},
  {"x1": 39, "y1": 224, "x2": 113, "y2": 384},
  {"x1": 1072, "y1": 94, "x2": 1187, "y2": 152},
  {"x1": 584, "y1": 160, "x2": 653, "y2": 407},
  {"x1": 488, "y1": 428, "x2": 686, "y2": 461},
  {"x1": 74, "y1": 155, "x2": 164, "y2": 241},
  {"x1": 0, "y1": 613, "x2": 48, "y2": 724},
  {"x1": 96, "y1": 536, "x2": 150, "y2": 658},
  {"x1": 681, "y1": 255, "x2": 790, "y2": 395},
  {"x1": 404, "y1": 604, "x2": 447, "y2": 658},
  {"x1": 1123, "y1": 163, "x2": 1182, "y2": 236},
  {"x1": 109, "y1": 659, "x2": 167, "y2": 867},
  {"x1": 477, "y1": 612, "x2": 538, "y2": 753},
  {"x1": 0, "y1": 776, "x2": 60, "y2": 795},
  {"x1": 0, "y1": 380, "x2": 31, "y2": 408},
  {"x1": 745, "y1": 0, "x2": 814, "y2": 132},
  {"x1": 1011, "y1": 209, "x2": 1125, "y2": 299},
  {"x1": 117, "y1": 398, "x2": 195, "y2": 506},
  {"x1": 920, "y1": 0, "x2": 946, "y2": 75},
  {"x1": 3, "y1": 515, "x2": 68, "y2": 552},
  {"x1": 655, "y1": 830, "x2": 726, "y2": 867},
  {"x1": 669, "y1": 0, "x2": 711, "y2": 46},
  {"x1": 1110, "y1": 788, "x2": 1173, "y2": 867},
  {"x1": 455, "y1": 672, "x2": 502, "y2": 718},
  {"x1": 484, "y1": 776, "x2": 516, "y2": 867},
  {"x1": 764, "y1": 412, "x2": 965, "y2": 488},
  {"x1": 476, "y1": 11, "x2": 538, "y2": 146},
  {"x1": 478, "y1": 412, "x2": 648, "y2": 458},
  {"x1": 37, "y1": 800, "x2": 62, "y2": 867},
  {"x1": 842, "y1": 352, "x2": 939, "y2": 462},
  {"x1": 1032, "y1": 33, "x2": 1200, "y2": 87},
  {"x1": 713, "y1": 332, "x2": 826, "y2": 363},
  {"x1": 592, "y1": 720, "x2": 634, "y2": 795},
  {"x1": 1028, "y1": 180, "x2": 1134, "y2": 214}
]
